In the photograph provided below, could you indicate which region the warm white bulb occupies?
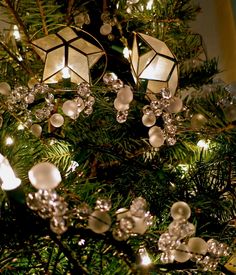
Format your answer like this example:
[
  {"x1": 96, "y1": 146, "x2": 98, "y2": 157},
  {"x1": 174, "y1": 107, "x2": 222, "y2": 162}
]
[
  {"x1": 62, "y1": 67, "x2": 71, "y2": 79},
  {"x1": 139, "y1": 247, "x2": 152, "y2": 266},
  {"x1": 146, "y1": 0, "x2": 154, "y2": 10},
  {"x1": 0, "y1": 154, "x2": 21, "y2": 191},
  {"x1": 123, "y1": 47, "x2": 131, "y2": 59},
  {"x1": 197, "y1": 139, "x2": 209, "y2": 149},
  {"x1": 5, "y1": 137, "x2": 14, "y2": 145},
  {"x1": 13, "y1": 25, "x2": 21, "y2": 40},
  {"x1": 17, "y1": 124, "x2": 25, "y2": 130}
]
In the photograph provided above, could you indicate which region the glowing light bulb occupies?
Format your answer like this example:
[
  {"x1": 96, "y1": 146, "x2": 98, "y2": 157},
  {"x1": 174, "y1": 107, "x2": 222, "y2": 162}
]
[
  {"x1": 17, "y1": 124, "x2": 25, "y2": 130},
  {"x1": 146, "y1": 0, "x2": 154, "y2": 10},
  {"x1": 123, "y1": 47, "x2": 131, "y2": 59},
  {"x1": 0, "y1": 154, "x2": 21, "y2": 191},
  {"x1": 13, "y1": 25, "x2": 21, "y2": 40},
  {"x1": 62, "y1": 67, "x2": 71, "y2": 79},
  {"x1": 139, "y1": 247, "x2": 152, "y2": 266},
  {"x1": 197, "y1": 139, "x2": 209, "y2": 149},
  {"x1": 5, "y1": 137, "x2": 14, "y2": 145}
]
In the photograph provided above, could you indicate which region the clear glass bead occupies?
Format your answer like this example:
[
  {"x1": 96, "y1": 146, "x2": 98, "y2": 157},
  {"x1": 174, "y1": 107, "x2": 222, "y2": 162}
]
[
  {"x1": 153, "y1": 108, "x2": 162, "y2": 116},
  {"x1": 38, "y1": 206, "x2": 53, "y2": 219},
  {"x1": 144, "y1": 211, "x2": 153, "y2": 226},
  {"x1": 130, "y1": 197, "x2": 147, "y2": 218},
  {"x1": 150, "y1": 100, "x2": 161, "y2": 110},
  {"x1": 45, "y1": 93, "x2": 54, "y2": 104},
  {"x1": 160, "y1": 251, "x2": 175, "y2": 263},
  {"x1": 161, "y1": 88, "x2": 171, "y2": 99},
  {"x1": 116, "y1": 110, "x2": 128, "y2": 123},
  {"x1": 76, "y1": 202, "x2": 91, "y2": 219},
  {"x1": 77, "y1": 82, "x2": 91, "y2": 97},
  {"x1": 166, "y1": 136, "x2": 176, "y2": 146},
  {"x1": 51, "y1": 198, "x2": 68, "y2": 216},
  {"x1": 112, "y1": 227, "x2": 129, "y2": 241},
  {"x1": 103, "y1": 72, "x2": 118, "y2": 85},
  {"x1": 26, "y1": 192, "x2": 40, "y2": 211},
  {"x1": 158, "y1": 232, "x2": 179, "y2": 251},
  {"x1": 35, "y1": 109, "x2": 45, "y2": 120},
  {"x1": 85, "y1": 96, "x2": 95, "y2": 107},
  {"x1": 162, "y1": 112, "x2": 172, "y2": 124},
  {"x1": 112, "y1": 79, "x2": 124, "y2": 90},
  {"x1": 207, "y1": 239, "x2": 219, "y2": 255},
  {"x1": 161, "y1": 98, "x2": 171, "y2": 108},
  {"x1": 119, "y1": 216, "x2": 135, "y2": 233},
  {"x1": 25, "y1": 93, "x2": 35, "y2": 104},
  {"x1": 84, "y1": 106, "x2": 93, "y2": 116},
  {"x1": 50, "y1": 216, "x2": 68, "y2": 235},
  {"x1": 142, "y1": 105, "x2": 153, "y2": 115},
  {"x1": 165, "y1": 124, "x2": 177, "y2": 135},
  {"x1": 168, "y1": 220, "x2": 195, "y2": 239},
  {"x1": 96, "y1": 197, "x2": 112, "y2": 212}
]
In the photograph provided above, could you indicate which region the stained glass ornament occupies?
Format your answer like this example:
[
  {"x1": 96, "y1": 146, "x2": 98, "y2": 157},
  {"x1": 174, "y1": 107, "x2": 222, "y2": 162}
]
[
  {"x1": 32, "y1": 27, "x2": 106, "y2": 84},
  {"x1": 130, "y1": 32, "x2": 178, "y2": 95}
]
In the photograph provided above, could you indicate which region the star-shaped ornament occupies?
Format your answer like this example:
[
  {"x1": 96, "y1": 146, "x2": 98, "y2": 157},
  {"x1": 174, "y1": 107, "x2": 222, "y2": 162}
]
[
  {"x1": 32, "y1": 27, "x2": 106, "y2": 84},
  {"x1": 130, "y1": 32, "x2": 178, "y2": 97}
]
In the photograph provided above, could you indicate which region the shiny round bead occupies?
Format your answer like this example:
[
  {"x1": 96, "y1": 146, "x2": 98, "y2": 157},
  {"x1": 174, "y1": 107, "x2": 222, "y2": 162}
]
[{"x1": 171, "y1": 201, "x2": 191, "y2": 220}]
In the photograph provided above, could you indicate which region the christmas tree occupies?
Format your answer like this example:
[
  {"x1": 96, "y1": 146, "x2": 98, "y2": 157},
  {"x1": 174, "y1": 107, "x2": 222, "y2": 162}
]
[{"x1": 0, "y1": 0, "x2": 235, "y2": 274}]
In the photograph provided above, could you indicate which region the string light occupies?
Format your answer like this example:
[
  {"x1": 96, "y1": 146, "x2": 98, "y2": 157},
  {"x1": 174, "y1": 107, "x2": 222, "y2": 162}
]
[
  {"x1": 13, "y1": 25, "x2": 21, "y2": 40},
  {"x1": 197, "y1": 139, "x2": 210, "y2": 149},
  {"x1": 0, "y1": 154, "x2": 21, "y2": 191},
  {"x1": 17, "y1": 124, "x2": 25, "y2": 130},
  {"x1": 62, "y1": 67, "x2": 71, "y2": 79},
  {"x1": 123, "y1": 47, "x2": 131, "y2": 59},
  {"x1": 146, "y1": 0, "x2": 154, "y2": 10},
  {"x1": 139, "y1": 247, "x2": 152, "y2": 266},
  {"x1": 5, "y1": 136, "x2": 14, "y2": 145}
]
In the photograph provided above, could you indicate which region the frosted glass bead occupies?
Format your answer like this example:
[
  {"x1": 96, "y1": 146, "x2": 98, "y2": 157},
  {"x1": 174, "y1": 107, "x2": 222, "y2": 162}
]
[
  {"x1": 28, "y1": 162, "x2": 62, "y2": 190},
  {"x1": 171, "y1": 201, "x2": 191, "y2": 220}
]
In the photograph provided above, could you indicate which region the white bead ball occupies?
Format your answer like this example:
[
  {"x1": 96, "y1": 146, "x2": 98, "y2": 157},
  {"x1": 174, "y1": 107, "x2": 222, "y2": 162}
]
[
  {"x1": 149, "y1": 129, "x2": 165, "y2": 148},
  {"x1": 100, "y1": 23, "x2": 112, "y2": 36},
  {"x1": 114, "y1": 98, "x2": 129, "y2": 111},
  {"x1": 142, "y1": 114, "x2": 156, "y2": 127},
  {"x1": 171, "y1": 201, "x2": 191, "y2": 220},
  {"x1": 188, "y1": 237, "x2": 208, "y2": 255},
  {"x1": 132, "y1": 216, "x2": 148, "y2": 235},
  {"x1": 0, "y1": 82, "x2": 11, "y2": 96},
  {"x1": 191, "y1": 114, "x2": 207, "y2": 129},
  {"x1": 148, "y1": 126, "x2": 162, "y2": 137},
  {"x1": 50, "y1": 113, "x2": 64, "y2": 128},
  {"x1": 28, "y1": 162, "x2": 62, "y2": 190},
  {"x1": 224, "y1": 105, "x2": 236, "y2": 122},
  {"x1": 174, "y1": 244, "x2": 191, "y2": 262},
  {"x1": 88, "y1": 210, "x2": 111, "y2": 234},
  {"x1": 62, "y1": 100, "x2": 78, "y2": 117},
  {"x1": 117, "y1": 85, "x2": 133, "y2": 104},
  {"x1": 167, "y1": 97, "x2": 183, "y2": 113},
  {"x1": 30, "y1": 124, "x2": 42, "y2": 137}
]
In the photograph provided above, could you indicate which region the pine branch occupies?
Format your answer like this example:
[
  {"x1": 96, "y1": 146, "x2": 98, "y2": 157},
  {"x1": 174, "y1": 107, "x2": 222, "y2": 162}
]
[
  {"x1": 4, "y1": 0, "x2": 30, "y2": 43},
  {"x1": 36, "y1": 0, "x2": 48, "y2": 35},
  {"x1": 0, "y1": 40, "x2": 33, "y2": 76}
]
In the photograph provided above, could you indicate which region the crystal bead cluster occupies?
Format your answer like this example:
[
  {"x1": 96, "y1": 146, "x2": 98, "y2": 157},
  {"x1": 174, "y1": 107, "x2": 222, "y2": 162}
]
[
  {"x1": 100, "y1": 11, "x2": 116, "y2": 40},
  {"x1": 112, "y1": 197, "x2": 153, "y2": 241},
  {"x1": 103, "y1": 72, "x2": 133, "y2": 123},
  {"x1": 143, "y1": 88, "x2": 182, "y2": 148},
  {"x1": 158, "y1": 201, "x2": 230, "y2": 271},
  {"x1": 27, "y1": 189, "x2": 69, "y2": 235},
  {"x1": 26, "y1": 162, "x2": 68, "y2": 235},
  {"x1": 0, "y1": 81, "x2": 95, "y2": 136},
  {"x1": 62, "y1": 82, "x2": 95, "y2": 120}
]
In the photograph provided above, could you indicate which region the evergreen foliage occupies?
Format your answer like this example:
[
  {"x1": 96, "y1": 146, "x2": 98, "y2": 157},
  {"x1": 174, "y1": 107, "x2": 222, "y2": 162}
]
[{"x1": 0, "y1": 0, "x2": 235, "y2": 274}]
